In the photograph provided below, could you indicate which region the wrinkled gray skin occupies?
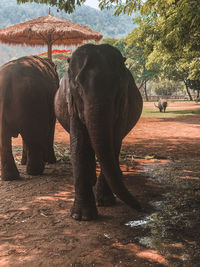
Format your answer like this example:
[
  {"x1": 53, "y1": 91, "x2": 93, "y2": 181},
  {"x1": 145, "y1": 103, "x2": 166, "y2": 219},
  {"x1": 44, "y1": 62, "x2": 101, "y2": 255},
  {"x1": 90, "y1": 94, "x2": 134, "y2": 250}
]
[
  {"x1": 0, "y1": 56, "x2": 59, "y2": 181},
  {"x1": 55, "y1": 44, "x2": 143, "y2": 221},
  {"x1": 154, "y1": 99, "x2": 168, "y2": 112}
]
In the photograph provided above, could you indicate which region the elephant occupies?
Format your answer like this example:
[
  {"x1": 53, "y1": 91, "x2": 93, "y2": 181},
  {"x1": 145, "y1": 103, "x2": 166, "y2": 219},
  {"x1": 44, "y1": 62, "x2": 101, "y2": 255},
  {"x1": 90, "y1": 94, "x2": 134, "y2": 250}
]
[
  {"x1": 0, "y1": 56, "x2": 59, "y2": 181},
  {"x1": 55, "y1": 43, "x2": 143, "y2": 221},
  {"x1": 154, "y1": 98, "x2": 168, "y2": 112}
]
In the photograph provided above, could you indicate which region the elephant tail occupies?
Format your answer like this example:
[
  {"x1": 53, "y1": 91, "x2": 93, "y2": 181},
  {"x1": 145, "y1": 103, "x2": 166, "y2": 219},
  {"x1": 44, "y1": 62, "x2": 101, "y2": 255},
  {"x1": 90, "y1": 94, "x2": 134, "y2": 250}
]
[{"x1": 154, "y1": 102, "x2": 158, "y2": 108}]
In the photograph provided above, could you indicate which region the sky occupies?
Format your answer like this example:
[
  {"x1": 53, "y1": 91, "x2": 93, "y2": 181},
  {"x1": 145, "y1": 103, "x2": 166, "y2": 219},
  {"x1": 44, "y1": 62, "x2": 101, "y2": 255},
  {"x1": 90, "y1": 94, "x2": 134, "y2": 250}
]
[{"x1": 85, "y1": 0, "x2": 99, "y2": 9}]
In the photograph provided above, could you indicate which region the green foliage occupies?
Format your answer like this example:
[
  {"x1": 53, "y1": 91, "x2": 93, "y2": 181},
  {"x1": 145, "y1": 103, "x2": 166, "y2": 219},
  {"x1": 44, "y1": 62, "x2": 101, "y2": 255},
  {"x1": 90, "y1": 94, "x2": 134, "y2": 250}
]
[
  {"x1": 103, "y1": 36, "x2": 157, "y2": 101},
  {"x1": 102, "y1": 38, "x2": 117, "y2": 46},
  {"x1": 100, "y1": 0, "x2": 200, "y2": 82},
  {"x1": 99, "y1": 0, "x2": 141, "y2": 16},
  {"x1": 185, "y1": 80, "x2": 200, "y2": 91},
  {"x1": 17, "y1": 0, "x2": 142, "y2": 14},
  {"x1": 17, "y1": 0, "x2": 86, "y2": 13},
  {"x1": 103, "y1": 37, "x2": 156, "y2": 84},
  {"x1": 154, "y1": 80, "x2": 183, "y2": 97},
  {"x1": 52, "y1": 55, "x2": 69, "y2": 78}
]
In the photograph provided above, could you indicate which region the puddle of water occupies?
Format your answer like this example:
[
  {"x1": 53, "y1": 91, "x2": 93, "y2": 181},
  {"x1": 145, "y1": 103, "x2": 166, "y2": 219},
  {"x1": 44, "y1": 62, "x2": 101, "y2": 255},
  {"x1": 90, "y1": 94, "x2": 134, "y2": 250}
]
[
  {"x1": 125, "y1": 217, "x2": 151, "y2": 227},
  {"x1": 125, "y1": 213, "x2": 161, "y2": 228}
]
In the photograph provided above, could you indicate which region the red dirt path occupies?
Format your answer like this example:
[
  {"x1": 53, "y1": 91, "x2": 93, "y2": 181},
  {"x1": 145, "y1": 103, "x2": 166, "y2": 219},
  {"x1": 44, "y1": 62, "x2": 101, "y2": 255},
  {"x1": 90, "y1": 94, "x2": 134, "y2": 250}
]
[{"x1": 0, "y1": 101, "x2": 199, "y2": 266}]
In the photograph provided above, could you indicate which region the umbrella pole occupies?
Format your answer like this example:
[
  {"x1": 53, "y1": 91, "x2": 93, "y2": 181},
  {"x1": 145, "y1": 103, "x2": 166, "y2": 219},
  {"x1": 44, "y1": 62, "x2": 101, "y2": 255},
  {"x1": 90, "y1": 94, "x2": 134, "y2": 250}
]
[{"x1": 47, "y1": 42, "x2": 52, "y2": 61}]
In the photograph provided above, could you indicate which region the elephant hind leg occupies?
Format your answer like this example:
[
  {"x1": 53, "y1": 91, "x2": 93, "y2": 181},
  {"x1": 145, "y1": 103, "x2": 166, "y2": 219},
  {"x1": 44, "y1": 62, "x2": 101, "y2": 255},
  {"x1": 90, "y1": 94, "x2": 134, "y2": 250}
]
[
  {"x1": 0, "y1": 126, "x2": 19, "y2": 181},
  {"x1": 21, "y1": 123, "x2": 47, "y2": 175},
  {"x1": 21, "y1": 139, "x2": 27, "y2": 165},
  {"x1": 21, "y1": 134, "x2": 45, "y2": 176},
  {"x1": 44, "y1": 117, "x2": 56, "y2": 164},
  {"x1": 25, "y1": 144, "x2": 45, "y2": 175}
]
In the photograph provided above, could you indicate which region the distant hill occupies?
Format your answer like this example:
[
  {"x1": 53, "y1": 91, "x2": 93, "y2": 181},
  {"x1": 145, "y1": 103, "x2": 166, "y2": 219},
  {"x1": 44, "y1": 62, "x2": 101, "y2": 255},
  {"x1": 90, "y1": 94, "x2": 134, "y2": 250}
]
[{"x1": 0, "y1": 0, "x2": 136, "y2": 66}]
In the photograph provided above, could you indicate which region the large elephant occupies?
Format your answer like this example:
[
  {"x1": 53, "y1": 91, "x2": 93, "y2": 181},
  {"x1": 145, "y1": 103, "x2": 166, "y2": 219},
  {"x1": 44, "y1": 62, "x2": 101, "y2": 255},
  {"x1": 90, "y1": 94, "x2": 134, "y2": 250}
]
[
  {"x1": 55, "y1": 44, "x2": 143, "y2": 221},
  {"x1": 0, "y1": 56, "x2": 59, "y2": 181}
]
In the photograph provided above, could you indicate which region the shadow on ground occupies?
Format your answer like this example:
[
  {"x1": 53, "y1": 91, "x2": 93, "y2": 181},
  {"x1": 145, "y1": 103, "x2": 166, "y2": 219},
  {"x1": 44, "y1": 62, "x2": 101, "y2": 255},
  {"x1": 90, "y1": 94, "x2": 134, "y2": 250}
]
[{"x1": 0, "y1": 143, "x2": 199, "y2": 266}]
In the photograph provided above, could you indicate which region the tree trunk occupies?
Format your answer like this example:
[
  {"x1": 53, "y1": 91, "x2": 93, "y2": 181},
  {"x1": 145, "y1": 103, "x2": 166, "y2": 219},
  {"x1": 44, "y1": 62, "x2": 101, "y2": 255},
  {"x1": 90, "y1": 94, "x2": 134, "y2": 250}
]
[
  {"x1": 197, "y1": 90, "x2": 200, "y2": 98},
  {"x1": 185, "y1": 85, "x2": 193, "y2": 101},
  {"x1": 144, "y1": 80, "x2": 149, "y2": 101},
  {"x1": 138, "y1": 80, "x2": 144, "y2": 90},
  {"x1": 184, "y1": 80, "x2": 193, "y2": 101}
]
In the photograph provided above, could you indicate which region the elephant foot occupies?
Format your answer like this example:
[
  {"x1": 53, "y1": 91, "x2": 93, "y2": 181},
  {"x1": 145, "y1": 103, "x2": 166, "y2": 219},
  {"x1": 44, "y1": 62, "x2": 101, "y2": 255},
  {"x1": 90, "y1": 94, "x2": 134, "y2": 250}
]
[
  {"x1": 26, "y1": 161, "x2": 44, "y2": 176},
  {"x1": 1, "y1": 170, "x2": 20, "y2": 181},
  {"x1": 95, "y1": 176, "x2": 116, "y2": 206},
  {"x1": 45, "y1": 155, "x2": 57, "y2": 164},
  {"x1": 70, "y1": 198, "x2": 98, "y2": 221},
  {"x1": 96, "y1": 192, "x2": 116, "y2": 207},
  {"x1": 45, "y1": 150, "x2": 57, "y2": 164},
  {"x1": 21, "y1": 157, "x2": 27, "y2": 165}
]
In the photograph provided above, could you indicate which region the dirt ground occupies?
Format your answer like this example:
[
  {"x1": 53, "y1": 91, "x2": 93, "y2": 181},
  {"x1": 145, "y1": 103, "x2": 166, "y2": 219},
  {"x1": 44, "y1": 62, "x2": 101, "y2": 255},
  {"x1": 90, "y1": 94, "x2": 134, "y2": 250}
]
[{"x1": 0, "y1": 101, "x2": 200, "y2": 266}]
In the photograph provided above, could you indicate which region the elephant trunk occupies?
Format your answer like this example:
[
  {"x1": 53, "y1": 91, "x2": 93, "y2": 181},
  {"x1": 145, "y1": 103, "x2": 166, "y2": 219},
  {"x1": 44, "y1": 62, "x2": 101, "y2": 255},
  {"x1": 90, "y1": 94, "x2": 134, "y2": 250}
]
[{"x1": 85, "y1": 103, "x2": 141, "y2": 211}]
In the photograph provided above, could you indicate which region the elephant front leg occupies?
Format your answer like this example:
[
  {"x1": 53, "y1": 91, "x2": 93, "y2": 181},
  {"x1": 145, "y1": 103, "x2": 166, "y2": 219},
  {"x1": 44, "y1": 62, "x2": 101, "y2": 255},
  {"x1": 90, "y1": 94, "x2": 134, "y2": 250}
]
[
  {"x1": 0, "y1": 128, "x2": 19, "y2": 181},
  {"x1": 70, "y1": 116, "x2": 97, "y2": 221},
  {"x1": 95, "y1": 172, "x2": 116, "y2": 206}
]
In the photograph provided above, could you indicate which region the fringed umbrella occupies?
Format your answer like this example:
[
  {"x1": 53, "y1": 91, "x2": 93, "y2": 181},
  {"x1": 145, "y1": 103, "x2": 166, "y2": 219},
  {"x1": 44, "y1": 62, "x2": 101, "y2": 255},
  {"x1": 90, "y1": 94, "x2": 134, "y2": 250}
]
[
  {"x1": 37, "y1": 49, "x2": 72, "y2": 60},
  {"x1": 0, "y1": 14, "x2": 103, "y2": 61}
]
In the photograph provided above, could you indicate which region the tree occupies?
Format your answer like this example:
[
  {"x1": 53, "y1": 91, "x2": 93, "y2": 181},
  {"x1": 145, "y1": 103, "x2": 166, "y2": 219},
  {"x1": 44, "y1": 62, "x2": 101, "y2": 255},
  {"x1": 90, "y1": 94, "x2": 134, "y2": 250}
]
[
  {"x1": 124, "y1": 45, "x2": 155, "y2": 101},
  {"x1": 17, "y1": 0, "x2": 141, "y2": 13},
  {"x1": 103, "y1": 37, "x2": 156, "y2": 101},
  {"x1": 124, "y1": 19, "x2": 160, "y2": 101},
  {"x1": 17, "y1": 0, "x2": 86, "y2": 13},
  {"x1": 154, "y1": 80, "x2": 183, "y2": 97},
  {"x1": 185, "y1": 80, "x2": 200, "y2": 99},
  {"x1": 105, "y1": 0, "x2": 200, "y2": 100}
]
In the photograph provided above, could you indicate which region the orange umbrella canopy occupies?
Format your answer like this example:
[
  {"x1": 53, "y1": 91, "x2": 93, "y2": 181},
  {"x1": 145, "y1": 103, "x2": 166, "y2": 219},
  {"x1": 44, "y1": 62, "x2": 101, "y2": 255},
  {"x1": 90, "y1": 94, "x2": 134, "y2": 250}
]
[{"x1": 0, "y1": 14, "x2": 103, "y2": 60}]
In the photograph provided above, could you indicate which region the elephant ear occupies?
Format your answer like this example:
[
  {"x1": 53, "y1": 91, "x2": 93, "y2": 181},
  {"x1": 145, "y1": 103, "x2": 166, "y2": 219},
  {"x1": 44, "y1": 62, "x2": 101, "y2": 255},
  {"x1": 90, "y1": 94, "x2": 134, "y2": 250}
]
[
  {"x1": 75, "y1": 56, "x2": 90, "y2": 87},
  {"x1": 60, "y1": 71, "x2": 73, "y2": 116}
]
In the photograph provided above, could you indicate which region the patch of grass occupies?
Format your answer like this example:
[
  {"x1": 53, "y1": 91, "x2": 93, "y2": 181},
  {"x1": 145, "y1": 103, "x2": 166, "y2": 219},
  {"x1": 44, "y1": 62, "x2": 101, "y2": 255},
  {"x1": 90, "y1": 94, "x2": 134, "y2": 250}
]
[
  {"x1": 142, "y1": 108, "x2": 200, "y2": 118},
  {"x1": 54, "y1": 144, "x2": 71, "y2": 162},
  {"x1": 168, "y1": 109, "x2": 200, "y2": 115}
]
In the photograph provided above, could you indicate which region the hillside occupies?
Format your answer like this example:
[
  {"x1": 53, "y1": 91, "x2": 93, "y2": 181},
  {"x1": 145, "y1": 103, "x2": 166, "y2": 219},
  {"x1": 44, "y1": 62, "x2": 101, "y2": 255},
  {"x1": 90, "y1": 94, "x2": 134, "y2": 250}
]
[{"x1": 0, "y1": 0, "x2": 136, "y2": 66}]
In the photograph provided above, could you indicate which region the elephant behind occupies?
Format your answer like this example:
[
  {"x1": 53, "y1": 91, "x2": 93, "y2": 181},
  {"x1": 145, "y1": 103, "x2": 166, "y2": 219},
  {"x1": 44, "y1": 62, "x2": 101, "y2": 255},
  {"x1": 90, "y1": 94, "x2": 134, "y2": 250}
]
[
  {"x1": 55, "y1": 44, "x2": 143, "y2": 221},
  {"x1": 154, "y1": 98, "x2": 168, "y2": 112},
  {"x1": 0, "y1": 56, "x2": 59, "y2": 181}
]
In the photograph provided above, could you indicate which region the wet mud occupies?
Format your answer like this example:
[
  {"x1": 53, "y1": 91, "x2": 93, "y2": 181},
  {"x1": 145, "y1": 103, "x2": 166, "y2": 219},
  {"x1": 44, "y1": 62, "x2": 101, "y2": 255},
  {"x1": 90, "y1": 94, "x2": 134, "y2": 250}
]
[{"x1": 124, "y1": 157, "x2": 200, "y2": 267}]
